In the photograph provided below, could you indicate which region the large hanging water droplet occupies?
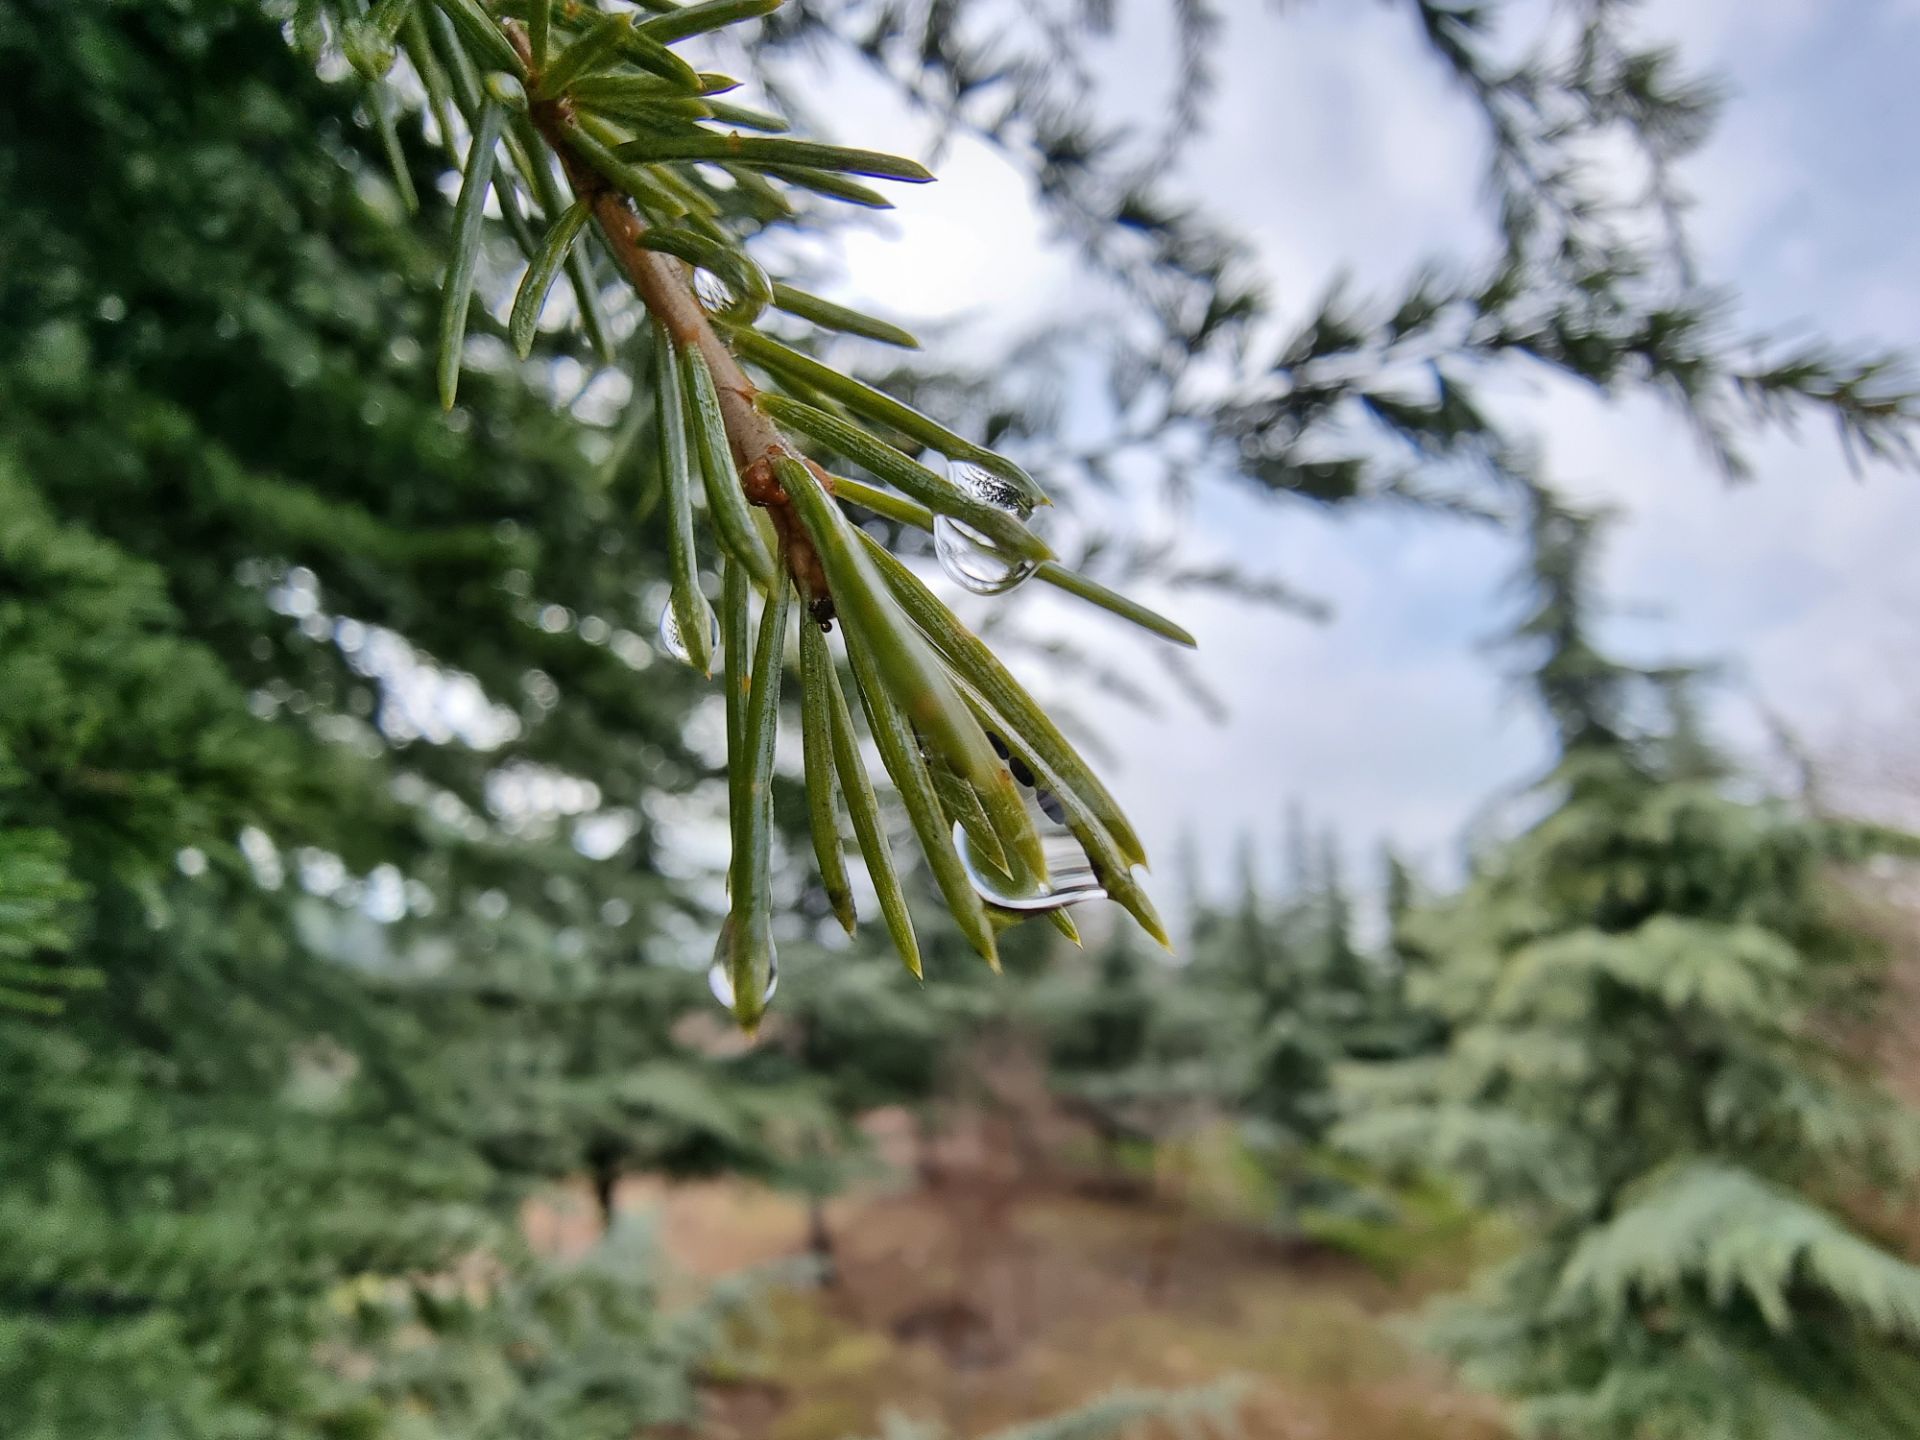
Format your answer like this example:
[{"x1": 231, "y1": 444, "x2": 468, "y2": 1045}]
[
  {"x1": 692, "y1": 268, "x2": 736, "y2": 315},
  {"x1": 708, "y1": 955, "x2": 778, "y2": 1009},
  {"x1": 709, "y1": 914, "x2": 777, "y2": 1019},
  {"x1": 956, "y1": 781, "x2": 1104, "y2": 914},
  {"x1": 934, "y1": 461, "x2": 1038, "y2": 596},
  {"x1": 657, "y1": 604, "x2": 719, "y2": 666}
]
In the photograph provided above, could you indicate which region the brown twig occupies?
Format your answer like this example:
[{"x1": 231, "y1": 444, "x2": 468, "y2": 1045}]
[{"x1": 509, "y1": 22, "x2": 833, "y2": 616}]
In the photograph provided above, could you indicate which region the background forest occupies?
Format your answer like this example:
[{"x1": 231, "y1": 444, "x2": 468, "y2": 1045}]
[{"x1": 6, "y1": 1, "x2": 1920, "y2": 1438}]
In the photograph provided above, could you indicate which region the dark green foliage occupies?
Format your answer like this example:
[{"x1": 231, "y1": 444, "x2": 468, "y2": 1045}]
[
  {"x1": 0, "y1": 827, "x2": 87, "y2": 1014},
  {"x1": 1014, "y1": 828, "x2": 1409, "y2": 1216},
  {"x1": 1341, "y1": 489, "x2": 1920, "y2": 1439},
  {"x1": 1023, "y1": 930, "x2": 1203, "y2": 1161},
  {"x1": 7, "y1": 0, "x2": 1920, "y2": 1435},
  {"x1": 1365, "y1": 842, "x2": 1449, "y2": 1061},
  {"x1": 347, "y1": 1218, "x2": 777, "y2": 1440},
  {"x1": 1190, "y1": 832, "x2": 1387, "y2": 1153},
  {"x1": 0, "y1": 2, "x2": 778, "y2": 1430}
]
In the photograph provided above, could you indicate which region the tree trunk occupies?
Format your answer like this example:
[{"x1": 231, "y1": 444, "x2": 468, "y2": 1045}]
[
  {"x1": 590, "y1": 1153, "x2": 620, "y2": 1236},
  {"x1": 915, "y1": 1107, "x2": 943, "y2": 1189},
  {"x1": 806, "y1": 1192, "x2": 838, "y2": 1287}
]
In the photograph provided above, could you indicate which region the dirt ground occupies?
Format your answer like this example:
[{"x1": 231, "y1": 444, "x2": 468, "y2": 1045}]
[{"x1": 528, "y1": 1109, "x2": 1509, "y2": 1440}]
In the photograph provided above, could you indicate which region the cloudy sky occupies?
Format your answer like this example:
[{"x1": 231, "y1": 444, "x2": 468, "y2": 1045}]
[{"x1": 760, "y1": 0, "x2": 1920, "y2": 911}]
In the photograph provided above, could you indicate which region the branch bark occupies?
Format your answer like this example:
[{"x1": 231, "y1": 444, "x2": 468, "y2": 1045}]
[
  {"x1": 538, "y1": 115, "x2": 779, "y2": 470},
  {"x1": 510, "y1": 23, "x2": 832, "y2": 615}
]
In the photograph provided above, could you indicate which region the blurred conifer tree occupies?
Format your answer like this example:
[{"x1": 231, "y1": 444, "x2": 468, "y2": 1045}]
[
  {"x1": 0, "y1": 3, "x2": 788, "y2": 1431},
  {"x1": 6, "y1": 0, "x2": 1920, "y2": 1434},
  {"x1": 1342, "y1": 488, "x2": 1920, "y2": 1439}
]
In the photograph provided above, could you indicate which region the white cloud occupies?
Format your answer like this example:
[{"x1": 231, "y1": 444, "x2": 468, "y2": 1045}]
[
  {"x1": 838, "y1": 131, "x2": 1073, "y2": 347},
  {"x1": 790, "y1": 0, "x2": 1920, "y2": 916}
]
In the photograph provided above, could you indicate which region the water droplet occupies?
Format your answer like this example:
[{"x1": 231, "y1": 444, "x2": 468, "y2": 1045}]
[
  {"x1": 707, "y1": 953, "x2": 778, "y2": 1008},
  {"x1": 657, "y1": 605, "x2": 719, "y2": 666},
  {"x1": 709, "y1": 914, "x2": 777, "y2": 1017},
  {"x1": 956, "y1": 766, "x2": 1105, "y2": 917},
  {"x1": 692, "y1": 268, "x2": 736, "y2": 315},
  {"x1": 934, "y1": 461, "x2": 1038, "y2": 595}
]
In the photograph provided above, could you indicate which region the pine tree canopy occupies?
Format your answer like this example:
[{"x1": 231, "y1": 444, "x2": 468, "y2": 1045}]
[
  {"x1": 3, "y1": 3, "x2": 784, "y2": 1431},
  {"x1": 8, "y1": 1, "x2": 1920, "y2": 1436},
  {"x1": 1340, "y1": 487, "x2": 1920, "y2": 1440}
]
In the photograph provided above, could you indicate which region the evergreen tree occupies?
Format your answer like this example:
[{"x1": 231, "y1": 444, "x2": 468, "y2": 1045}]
[
  {"x1": 0, "y1": 4, "x2": 770, "y2": 1431},
  {"x1": 1099, "y1": 828, "x2": 1403, "y2": 1230},
  {"x1": 1021, "y1": 927, "x2": 1200, "y2": 1174},
  {"x1": 1041, "y1": 932, "x2": 1159, "y2": 1086},
  {"x1": 10, "y1": 0, "x2": 1920, "y2": 1434},
  {"x1": 1365, "y1": 841, "x2": 1450, "y2": 1061},
  {"x1": 1192, "y1": 831, "x2": 1381, "y2": 1152},
  {"x1": 1342, "y1": 488, "x2": 1920, "y2": 1439}
]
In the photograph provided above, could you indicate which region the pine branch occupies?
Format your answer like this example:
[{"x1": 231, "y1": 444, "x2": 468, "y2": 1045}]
[
  {"x1": 518, "y1": 40, "x2": 837, "y2": 626},
  {"x1": 365, "y1": 0, "x2": 1189, "y2": 1018}
]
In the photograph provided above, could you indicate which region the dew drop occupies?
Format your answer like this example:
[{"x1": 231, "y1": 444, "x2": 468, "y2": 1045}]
[
  {"x1": 707, "y1": 953, "x2": 778, "y2": 1008},
  {"x1": 657, "y1": 604, "x2": 719, "y2": 666},
  {"x1": 962, "y1": 736, "x2": 1102, "y2": 911},
  {"x1": 933, "y1": 460, "x2": 1038, "y2": 596},
  {"x1": 958, "y1": 822, "x2": 1104, "y2": 913},
  {"x1": 956, "y1": 766, "x2": 1104, "y2": 914},
  {"x1": 709, "y1": 914, "x2": 777, "y2": 1018},
  {"x1": 692, "y1": 268, "x2": 736, "y2": 315}
]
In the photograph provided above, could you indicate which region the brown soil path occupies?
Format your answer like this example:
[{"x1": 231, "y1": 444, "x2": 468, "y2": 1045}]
[{"x1": 525, "y1": 1121, "x2": 1508, "y2": 1440}]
